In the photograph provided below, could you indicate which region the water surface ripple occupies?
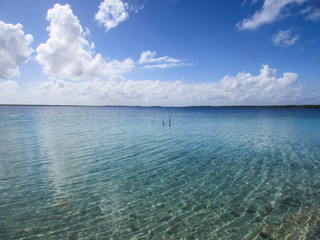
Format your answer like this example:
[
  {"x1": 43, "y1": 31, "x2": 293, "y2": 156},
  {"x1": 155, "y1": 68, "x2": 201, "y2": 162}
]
[{"x1": 0, "y1": 106, "x2": 320, "y2": 239}]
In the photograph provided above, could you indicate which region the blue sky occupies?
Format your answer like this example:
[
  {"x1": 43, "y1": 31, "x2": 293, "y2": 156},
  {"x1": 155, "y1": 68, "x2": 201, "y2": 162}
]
[{"x1": 0, "y1": 0, "x2": 319, "y2": 106}]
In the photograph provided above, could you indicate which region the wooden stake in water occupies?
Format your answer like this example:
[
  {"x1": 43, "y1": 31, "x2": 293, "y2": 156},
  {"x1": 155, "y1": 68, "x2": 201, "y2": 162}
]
[{"x1": 169, "y1": 118, "x2": 171, "y2": 127}]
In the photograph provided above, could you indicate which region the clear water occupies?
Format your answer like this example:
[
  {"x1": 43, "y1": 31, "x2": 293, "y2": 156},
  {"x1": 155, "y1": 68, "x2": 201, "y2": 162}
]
[{"x1": 0, "y1": 106, "x2": 320, "y2": 239}]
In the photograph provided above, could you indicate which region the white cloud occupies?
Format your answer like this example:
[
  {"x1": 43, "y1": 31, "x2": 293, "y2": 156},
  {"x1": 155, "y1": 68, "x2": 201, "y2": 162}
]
[
  {"x1": 0, "y1": 80, "x2": 20, "y2": 104},
  {"x1": 237, "y1": 0, "x2": 308, "y2": 30},
  {"x1": 272, "y1": 29, "x2": 300, "y2": 47},
  {"x1": 95, "y1": 0, "x2": 146, "y2": 31},
  {"x1": 0, "y1": 80, "x2": 19, "y2": 95},
  {"x1": 36, "y1": 4, "x2": 134, "y2": 81},
  {"x1": 95, "y1": 0, "x2": 129, "y2": 31},
  {"x1": 0, "y1": 21, "x2": 33, "y2": 79},
  {"x1": 241, "y1": 0, "x2": 259, "y2": 6},
  {"x1": 139, "y1": 50, "x2": 191, "y2": 69},
  {"x1": 127, "y1": 0, "x2": 147, "y2": 12},
  {"x1": 5, "y1": 65, "x2": 317, "y2": 106},
  {"x1": 301, "y1": 6, "x2": 320, "y2": 21}
]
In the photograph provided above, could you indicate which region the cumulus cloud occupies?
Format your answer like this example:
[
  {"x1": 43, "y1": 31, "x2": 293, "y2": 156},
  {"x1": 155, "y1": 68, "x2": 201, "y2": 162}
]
[
  {"x1": 7, "y1": 65, "x2": 316, "y2": 106},
  {"x1": 36, "y1": 4, "x2": 134, "y2": 81},
  {"x1": 0, "y1": 21, "x2": 33, "y2": 79},
  {"x1": 139, "y1": 50, "x2": 191, "y2": 69},
  {"x1": 95, "y1": 0, "x2": 129, "y2": 31},
  {"x1": 95, "y1": 0, "x2": 146, "y2": 31},
  {"x1": 272, "y1": 29, "x2": 300, "y2": 47},
  {"x1": 237, "y1": 0, "x2": 308, "y2": 30}
]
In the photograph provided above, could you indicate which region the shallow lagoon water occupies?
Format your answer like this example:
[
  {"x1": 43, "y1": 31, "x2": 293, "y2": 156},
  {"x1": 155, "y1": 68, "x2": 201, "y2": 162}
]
[{"x1": 0, "y1": 106, "x2": 320, "y2": 239}]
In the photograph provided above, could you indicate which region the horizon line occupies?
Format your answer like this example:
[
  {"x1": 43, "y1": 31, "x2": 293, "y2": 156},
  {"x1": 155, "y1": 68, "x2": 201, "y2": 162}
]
[{"x1": 0, "y1": 104, "x2": 319, "y2": 108}]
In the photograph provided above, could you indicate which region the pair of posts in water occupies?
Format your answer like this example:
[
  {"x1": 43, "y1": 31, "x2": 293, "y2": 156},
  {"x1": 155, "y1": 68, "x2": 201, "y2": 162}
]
[{"x1": 163, "y1": 119, "x2": 171, "y2": 127}]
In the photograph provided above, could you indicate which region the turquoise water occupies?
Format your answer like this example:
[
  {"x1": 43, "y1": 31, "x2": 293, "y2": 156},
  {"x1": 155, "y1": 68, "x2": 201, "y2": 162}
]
[{"x1": 1, "y1": 106, "x2": 320, "y2": 239}]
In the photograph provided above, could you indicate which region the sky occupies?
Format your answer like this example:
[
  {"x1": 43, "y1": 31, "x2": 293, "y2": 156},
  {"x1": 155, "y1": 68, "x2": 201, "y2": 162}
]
[{"x1": 0, "y1": 0, "x2": 319, "y2": 106}]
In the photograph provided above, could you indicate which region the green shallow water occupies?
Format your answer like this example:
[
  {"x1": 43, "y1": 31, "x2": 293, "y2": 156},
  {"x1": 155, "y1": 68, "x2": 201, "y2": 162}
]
[{"x1": 0, "y1": 106, "x2": 320, "y2": 239}]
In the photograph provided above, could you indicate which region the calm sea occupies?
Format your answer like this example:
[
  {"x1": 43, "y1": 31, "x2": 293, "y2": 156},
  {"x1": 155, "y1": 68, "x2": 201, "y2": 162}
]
[{"x1": 0, "y1": 106, "x2": 320, "y2": 239}]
